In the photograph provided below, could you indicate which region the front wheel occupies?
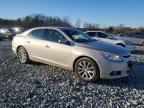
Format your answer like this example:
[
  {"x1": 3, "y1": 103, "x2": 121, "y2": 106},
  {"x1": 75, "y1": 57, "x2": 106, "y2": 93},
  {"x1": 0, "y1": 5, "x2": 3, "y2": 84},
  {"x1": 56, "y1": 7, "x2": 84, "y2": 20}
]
[
  {"x1": 75, "y1": 57, "x2": 100, "y2": 82},
  {"x1": 17, "y1": 47, "x2": 30, "y2": 64}
]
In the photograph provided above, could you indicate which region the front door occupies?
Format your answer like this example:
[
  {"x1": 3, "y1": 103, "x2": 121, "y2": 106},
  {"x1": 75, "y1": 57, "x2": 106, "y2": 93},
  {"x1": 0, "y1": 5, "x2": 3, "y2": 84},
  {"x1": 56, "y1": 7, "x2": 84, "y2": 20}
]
[{"x1": 43, "y1": 29, "x2": 73, "y2": 68}]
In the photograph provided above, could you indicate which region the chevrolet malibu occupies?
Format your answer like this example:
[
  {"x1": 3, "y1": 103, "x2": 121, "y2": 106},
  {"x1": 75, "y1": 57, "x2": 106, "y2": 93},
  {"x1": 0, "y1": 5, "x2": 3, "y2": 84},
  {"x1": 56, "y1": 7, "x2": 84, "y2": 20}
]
[{"x1": 12, "y1": 27, "x2": 133, "y2": 82}]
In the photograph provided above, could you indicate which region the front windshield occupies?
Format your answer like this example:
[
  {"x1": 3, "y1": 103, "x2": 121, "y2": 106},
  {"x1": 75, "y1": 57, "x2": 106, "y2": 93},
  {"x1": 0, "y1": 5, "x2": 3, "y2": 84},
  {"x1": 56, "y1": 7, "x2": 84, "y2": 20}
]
[{"x1": 61, "y1": 28, "x2": 95, "y2": 42}]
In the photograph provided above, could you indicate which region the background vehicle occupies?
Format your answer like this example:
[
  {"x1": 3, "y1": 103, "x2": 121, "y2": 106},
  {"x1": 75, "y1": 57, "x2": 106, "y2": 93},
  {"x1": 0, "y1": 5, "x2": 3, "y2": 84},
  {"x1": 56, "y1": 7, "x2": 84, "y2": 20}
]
[
  {"x1": 85, "y1": 31, "x2": 134, "y2": 51},
  {"x1": 0, "y1": 28, "x2": 11, "y2": 39},
  {"x1": 118, "y1": 32, "x2": 144, "y2": 46},
  {"x1": 0, "y1": 27, "x2": 25, "y2": 40},
  {"x1": 12, "y1": 27, "x2": 132, "y2": 82},
  {"x1": 8, "y1": 27, "x2": 25, "y2": 40}
]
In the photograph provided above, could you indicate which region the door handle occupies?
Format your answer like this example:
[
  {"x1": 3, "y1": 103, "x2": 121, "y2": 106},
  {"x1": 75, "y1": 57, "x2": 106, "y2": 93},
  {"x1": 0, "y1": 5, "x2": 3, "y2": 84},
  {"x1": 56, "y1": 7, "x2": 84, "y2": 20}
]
[{"x1": 45, "y1": 45, "x2": 50, "y2": 48}]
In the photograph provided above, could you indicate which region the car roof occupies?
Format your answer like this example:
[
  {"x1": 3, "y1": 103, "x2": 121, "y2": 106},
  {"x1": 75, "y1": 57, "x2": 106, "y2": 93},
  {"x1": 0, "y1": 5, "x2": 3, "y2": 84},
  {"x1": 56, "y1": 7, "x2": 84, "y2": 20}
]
[
  {"x1": 31, "y1": 26, "x2": 72, "y2": 30},
  {"x1": 85, "y1": 31, "x2": 104, "y2": 33},
  {"x1": 20, "y1": 27, "x2": 74, "y2": 36}
]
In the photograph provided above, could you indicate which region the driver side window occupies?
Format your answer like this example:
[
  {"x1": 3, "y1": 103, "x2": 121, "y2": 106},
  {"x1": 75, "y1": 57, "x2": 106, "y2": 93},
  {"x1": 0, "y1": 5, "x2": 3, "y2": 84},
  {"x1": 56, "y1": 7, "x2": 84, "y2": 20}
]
[{"x1": 45, "y1": 29, "x2": 67, "y2": 44}]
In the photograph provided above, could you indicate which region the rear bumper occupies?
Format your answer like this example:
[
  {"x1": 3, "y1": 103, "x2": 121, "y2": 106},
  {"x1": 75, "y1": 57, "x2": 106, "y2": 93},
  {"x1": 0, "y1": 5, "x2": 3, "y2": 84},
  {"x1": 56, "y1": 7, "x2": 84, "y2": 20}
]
[
  {"x1": 12, "y1": 41, "x2": 17, "y2": 54},
  {"x1": 12, "y1": 47, "x2": 17, "y2": 54}
]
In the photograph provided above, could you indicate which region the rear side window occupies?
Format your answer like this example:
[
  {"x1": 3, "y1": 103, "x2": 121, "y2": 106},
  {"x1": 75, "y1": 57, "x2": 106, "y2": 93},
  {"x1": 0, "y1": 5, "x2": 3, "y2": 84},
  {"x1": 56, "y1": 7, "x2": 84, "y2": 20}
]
[{"x1": 28, "y1": 29, "x2": 44, "y2": 40}]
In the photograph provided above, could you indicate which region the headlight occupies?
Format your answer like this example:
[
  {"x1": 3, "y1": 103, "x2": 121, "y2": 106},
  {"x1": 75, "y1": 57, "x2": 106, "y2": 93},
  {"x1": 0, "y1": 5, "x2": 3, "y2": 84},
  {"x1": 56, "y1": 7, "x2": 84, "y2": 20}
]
[{"x1": 100, "y1": 52, "x2": 123, "y2": 62}]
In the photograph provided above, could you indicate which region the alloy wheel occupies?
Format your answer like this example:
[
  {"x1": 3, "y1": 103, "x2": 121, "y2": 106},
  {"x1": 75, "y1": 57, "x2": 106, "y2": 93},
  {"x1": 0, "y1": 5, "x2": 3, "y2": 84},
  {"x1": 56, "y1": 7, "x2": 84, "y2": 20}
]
[
  {"x1": 17, "y1": 47, "x2": 27, "y2": 63},
  {"x1": 77, "y1": 60, "x2": 95, "y2": 80}
]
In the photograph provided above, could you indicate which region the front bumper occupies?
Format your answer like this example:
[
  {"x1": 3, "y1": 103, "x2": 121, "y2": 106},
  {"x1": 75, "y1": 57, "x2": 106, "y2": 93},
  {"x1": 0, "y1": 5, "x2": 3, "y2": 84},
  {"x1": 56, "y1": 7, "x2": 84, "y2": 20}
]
[{"x1": 99, "y1": 58, "x2": 133, "y2": 79}]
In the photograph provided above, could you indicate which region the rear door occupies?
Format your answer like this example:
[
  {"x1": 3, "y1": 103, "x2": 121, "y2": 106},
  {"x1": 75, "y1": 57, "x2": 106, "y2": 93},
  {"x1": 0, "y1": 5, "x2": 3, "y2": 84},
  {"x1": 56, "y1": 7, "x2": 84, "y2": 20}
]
[{"x1": 24, "y1": 29, "x2": 45, "y2": 59}]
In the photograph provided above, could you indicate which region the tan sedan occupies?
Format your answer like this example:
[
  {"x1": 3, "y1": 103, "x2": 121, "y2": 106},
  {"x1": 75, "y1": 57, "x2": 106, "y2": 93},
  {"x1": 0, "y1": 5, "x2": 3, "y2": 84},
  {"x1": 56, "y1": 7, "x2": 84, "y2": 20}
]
[{"x1": 12, "y1": 27, "x2": 133, "y2": 82}]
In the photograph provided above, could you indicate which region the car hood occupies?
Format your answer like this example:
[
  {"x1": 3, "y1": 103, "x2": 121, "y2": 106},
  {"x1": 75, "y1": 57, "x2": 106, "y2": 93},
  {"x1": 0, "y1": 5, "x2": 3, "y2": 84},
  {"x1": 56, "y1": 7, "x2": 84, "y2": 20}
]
[{"x1": 76, "y1": 41, "x2": 130, "y2": 56}]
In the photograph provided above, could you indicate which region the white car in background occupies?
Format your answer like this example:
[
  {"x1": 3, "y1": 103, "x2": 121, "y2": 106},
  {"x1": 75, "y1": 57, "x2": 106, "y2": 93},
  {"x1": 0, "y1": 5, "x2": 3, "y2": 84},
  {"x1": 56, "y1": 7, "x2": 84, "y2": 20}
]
[
  {"x1": 85, "y1": 31, "x2": 135, "y2": 51},
  {"x1": 118, "y1": 32, "x2": 144, "y2": 46}
]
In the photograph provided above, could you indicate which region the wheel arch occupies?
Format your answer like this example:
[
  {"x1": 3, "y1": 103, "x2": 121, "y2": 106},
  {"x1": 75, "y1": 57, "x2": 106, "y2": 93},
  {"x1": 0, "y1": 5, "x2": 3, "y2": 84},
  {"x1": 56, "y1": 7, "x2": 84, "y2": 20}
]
[
  {"x1": 16, "y1": 45, "x2": 29, "y2": 55},
  {"x1": 72, "y1": 56, "x2": 100, "y2": 72},
  {"x1": 16, "y1": 45, "x2": 24, "y2": 54}
]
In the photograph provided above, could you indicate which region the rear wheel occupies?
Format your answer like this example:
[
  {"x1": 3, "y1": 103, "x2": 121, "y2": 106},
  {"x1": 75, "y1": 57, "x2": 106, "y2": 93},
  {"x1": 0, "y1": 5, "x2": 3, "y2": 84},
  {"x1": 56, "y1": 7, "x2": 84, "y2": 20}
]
[
  {"x1": 75, "y1": 57, "x2": 100, "y2": 82},
  {"x1": 17, "y1": 47, "x2": 30, "y2": 64}
]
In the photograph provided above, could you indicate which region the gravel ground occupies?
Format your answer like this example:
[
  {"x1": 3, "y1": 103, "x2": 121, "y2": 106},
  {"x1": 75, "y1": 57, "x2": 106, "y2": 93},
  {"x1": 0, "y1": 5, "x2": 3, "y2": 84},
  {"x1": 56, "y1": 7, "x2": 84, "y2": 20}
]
[{"x1": 0, "y1": 40, "x2": 144, "y2": 108}]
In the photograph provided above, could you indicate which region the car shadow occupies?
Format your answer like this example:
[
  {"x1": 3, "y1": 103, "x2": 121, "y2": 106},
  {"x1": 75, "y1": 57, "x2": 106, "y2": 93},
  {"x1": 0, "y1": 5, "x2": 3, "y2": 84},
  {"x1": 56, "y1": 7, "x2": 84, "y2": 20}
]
[
  {"x1": 95, "y1": 61, "x2": 144, "y2": 91},
  {"x1": 30, "y1": 61, "x2": 46, "y2": 66}
]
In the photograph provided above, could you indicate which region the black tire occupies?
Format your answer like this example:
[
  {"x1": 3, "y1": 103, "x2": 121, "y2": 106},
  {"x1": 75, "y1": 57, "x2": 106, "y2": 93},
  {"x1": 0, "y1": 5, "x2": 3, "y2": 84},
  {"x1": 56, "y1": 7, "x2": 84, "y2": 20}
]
[
  {"x1": 117, "y1": 43, "x2": 126, "y2": 48},
  {"x1": 74, "y1": 57, "x2": 100, "y2": 82},
  {"x1": 17, "y1": 47, "x2": 30, "y2": 64}
]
